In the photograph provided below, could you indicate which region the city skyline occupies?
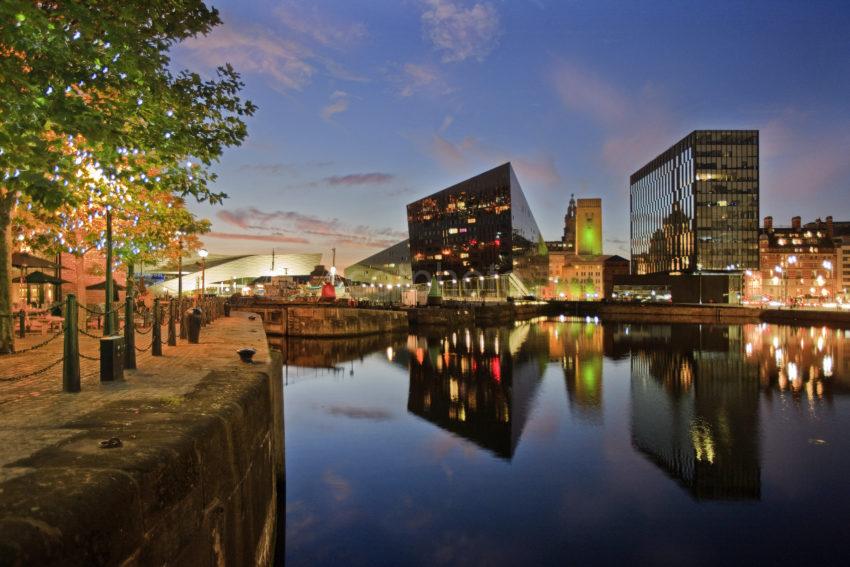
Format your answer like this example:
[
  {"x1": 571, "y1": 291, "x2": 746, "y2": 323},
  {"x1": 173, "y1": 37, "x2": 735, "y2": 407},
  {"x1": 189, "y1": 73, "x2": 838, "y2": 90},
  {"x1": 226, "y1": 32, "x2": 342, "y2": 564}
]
[{"x1": 171, "y1": 0, "x2": 850, "y2": 268}]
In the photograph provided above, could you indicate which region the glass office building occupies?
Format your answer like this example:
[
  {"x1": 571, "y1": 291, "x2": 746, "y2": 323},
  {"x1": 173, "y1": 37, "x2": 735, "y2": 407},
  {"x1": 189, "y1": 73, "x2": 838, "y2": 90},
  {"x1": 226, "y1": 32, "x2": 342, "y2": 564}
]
[
  {"x1": 630, "y1": 130, "x2": 759, "y2": 275},
  {"x1": 407, "y1": 162, "x2": 548, "y2": 295}
]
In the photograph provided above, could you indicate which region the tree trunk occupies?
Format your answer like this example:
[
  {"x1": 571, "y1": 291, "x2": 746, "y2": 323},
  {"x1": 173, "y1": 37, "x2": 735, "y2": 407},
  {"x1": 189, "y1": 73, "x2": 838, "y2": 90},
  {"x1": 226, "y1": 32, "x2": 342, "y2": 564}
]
[
  {"x1": 0, "y1": 195, "x2": 15, "y2": 354},
  {"x1": 76, "y1": 253, "x2": 87, "y2": 329}
]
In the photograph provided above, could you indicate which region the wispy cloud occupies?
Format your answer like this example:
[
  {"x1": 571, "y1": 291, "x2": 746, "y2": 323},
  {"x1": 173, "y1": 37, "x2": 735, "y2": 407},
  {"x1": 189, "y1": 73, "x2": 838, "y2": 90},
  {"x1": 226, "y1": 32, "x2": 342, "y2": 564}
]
[
  {"x1": 205, "y1": 231, "x2": 309, "y2": 244},
  {"x1": 552, "y1": 59, "x2": 678, "y2": 174},
  {"x1": 396, "y1": 62, "x2": 453, "y2": 97},
  {"x1": 275, "y1": 3, "x2": 367, "y2": 48},
  {"x1": 552, "y1": 61, "x2": 627, "y2": 124},
  {"x1": 322, "y1": 90, "x2": 350, "y2": 120},
  {"x1": 182, "y1": 23, "x2": 315, "y2": 91},
  {"x1": 323, "y1": 172, "x2": 395, "y2": 186},
  {"x1": 180, "y1": 9, "x2": 366, "y2": 93},
  {"x1": 430, "y1": 134, "x2": 561, "y2": 187},
  {"x1": 325, "y1": 405, "x2": 394, "y2": 420},
  {"x1": 216, "y1": 207, "x2": 407, "y2": 249},
  {"x1": 438, "y1": 115, "x2": 455, "y2": 133},
  {"x1": 421, "y1": 0, "x2": 501, "y2": 63}
]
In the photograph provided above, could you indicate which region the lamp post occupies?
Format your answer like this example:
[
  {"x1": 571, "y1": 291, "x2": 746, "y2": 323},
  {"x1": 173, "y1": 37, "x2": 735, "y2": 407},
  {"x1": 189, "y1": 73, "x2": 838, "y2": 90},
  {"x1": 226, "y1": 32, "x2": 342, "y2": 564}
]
[
  {"x1": 198, "y1": 248, "x2": 208, "y2": 298},
  {"x1": 105, "y1": 207, "x2": 116, "y2": 336}
]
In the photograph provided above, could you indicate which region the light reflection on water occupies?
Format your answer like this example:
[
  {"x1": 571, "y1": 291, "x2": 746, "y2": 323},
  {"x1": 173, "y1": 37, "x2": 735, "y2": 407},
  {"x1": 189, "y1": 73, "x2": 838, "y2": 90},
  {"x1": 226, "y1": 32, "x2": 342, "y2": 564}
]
[{"x1": 277, "y1": 321, "x2": 850, "y2": 566}]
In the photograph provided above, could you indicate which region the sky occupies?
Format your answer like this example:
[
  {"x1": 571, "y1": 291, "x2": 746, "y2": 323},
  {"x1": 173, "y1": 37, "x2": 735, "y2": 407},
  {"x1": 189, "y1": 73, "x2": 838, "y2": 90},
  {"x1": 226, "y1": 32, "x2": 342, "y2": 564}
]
[{"x1": 171, "y1": 0, "x2": 850, "y2": 269}]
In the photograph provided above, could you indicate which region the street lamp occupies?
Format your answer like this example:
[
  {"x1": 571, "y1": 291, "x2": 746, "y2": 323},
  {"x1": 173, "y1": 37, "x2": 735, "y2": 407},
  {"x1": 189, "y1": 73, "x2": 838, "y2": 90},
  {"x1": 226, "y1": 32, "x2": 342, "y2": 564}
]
[{"x1": 198, "y1": 248, "x2": 208, "y2": 298}]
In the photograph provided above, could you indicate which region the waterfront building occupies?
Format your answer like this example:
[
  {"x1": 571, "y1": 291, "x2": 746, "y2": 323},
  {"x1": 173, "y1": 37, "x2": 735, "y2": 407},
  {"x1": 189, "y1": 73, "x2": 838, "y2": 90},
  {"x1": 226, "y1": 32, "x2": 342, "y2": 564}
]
[
  {"x1": 146, "y1": 252, "x2": 321, "y2": 296},
  {"x1": 562, "y1": 195, "x2": 577, "y2": 253},
  {"x1": 546, "y1": 253, "x2": 629, "y2": 300},
  {"x1": 630, "y1": 130, "x2": 759, "y2": 275},
  {"x1": 407, "y1": 162, "x2": 548, "y2": 297},
  {"x1": 811, "y1": 219, "x2": 850, "y2": 303},
  {"x1": 344, "y1": 239, "x2": 412, "y2": 285},
  {"x1": 559, "y1": 194, "x2": 603, "y2": 256},
  {"x1": 755, "y1": 216, "x2": 838, "y2": 304}
]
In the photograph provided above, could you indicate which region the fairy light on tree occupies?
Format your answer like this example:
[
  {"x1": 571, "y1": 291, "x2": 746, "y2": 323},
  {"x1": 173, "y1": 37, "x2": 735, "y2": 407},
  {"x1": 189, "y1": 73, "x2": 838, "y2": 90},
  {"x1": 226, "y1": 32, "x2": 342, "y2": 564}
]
[{"x1": 0, "y1": 2, "x2": 255, "y2": 352}]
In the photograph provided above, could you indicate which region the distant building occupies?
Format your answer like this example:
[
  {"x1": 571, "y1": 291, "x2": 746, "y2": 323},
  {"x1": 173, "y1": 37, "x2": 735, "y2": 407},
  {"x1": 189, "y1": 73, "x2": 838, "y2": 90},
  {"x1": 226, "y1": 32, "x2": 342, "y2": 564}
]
[
  {"x1": 407, "y1": 162, "x2": 548, "y2": 297},
  {"x1": 547, "y1": 253, "x2": 629, "y2": 300},
  {"x1": 146, "y1": 252, "x2": 321, "y2": 296},
  {"x1": 754, "y1": 216, "x2": 838, "y2": 303},
  {"x1": 828, "y1": 220, "x2": 850, "y2": 302},
  {"x1": 630, "y1": 130, "x2": 759, "y2": 275},
  {"x1": 575, "y1": 198, "x2": 603, "y2": 255},
  {"x1": 345, "y1": 240, "x2": 412, "y2": 285},
  {"x1": 560, "y1": 194, "x2": 602, "y2": 256},
  {"x1": 562, "y1": 194, "x2": 577, "y2": 253}
]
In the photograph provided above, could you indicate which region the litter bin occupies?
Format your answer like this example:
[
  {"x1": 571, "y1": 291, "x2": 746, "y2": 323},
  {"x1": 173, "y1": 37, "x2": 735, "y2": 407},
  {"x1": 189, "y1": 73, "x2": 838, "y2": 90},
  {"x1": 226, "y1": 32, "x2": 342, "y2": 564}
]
[{"x1": 187, "y1": 308, "x2": 203, "y2": 343}]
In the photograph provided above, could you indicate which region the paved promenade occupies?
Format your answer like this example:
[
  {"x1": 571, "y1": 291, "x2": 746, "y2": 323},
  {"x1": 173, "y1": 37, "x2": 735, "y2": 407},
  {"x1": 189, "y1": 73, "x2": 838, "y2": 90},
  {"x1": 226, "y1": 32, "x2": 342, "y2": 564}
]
[{"x1": 0, "y1": 312, "x2": 270, "y2": 480}]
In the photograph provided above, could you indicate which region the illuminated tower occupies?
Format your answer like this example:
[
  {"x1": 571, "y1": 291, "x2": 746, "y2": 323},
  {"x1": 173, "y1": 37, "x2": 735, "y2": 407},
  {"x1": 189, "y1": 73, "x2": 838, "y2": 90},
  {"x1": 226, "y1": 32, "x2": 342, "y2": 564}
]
[
  {"x1": 562, "y1": 194, "x2": 576, "y2": 253},
  {"x1": 576, "y1": 198, "x2": 602, "y2": 255}
]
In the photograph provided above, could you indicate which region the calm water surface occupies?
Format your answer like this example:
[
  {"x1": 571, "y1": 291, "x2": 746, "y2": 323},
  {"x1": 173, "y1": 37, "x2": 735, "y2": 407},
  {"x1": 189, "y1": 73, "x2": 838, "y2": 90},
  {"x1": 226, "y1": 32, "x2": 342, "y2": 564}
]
[{"x1": 279, "y1": 320, "x2": 850, "y2": 566}]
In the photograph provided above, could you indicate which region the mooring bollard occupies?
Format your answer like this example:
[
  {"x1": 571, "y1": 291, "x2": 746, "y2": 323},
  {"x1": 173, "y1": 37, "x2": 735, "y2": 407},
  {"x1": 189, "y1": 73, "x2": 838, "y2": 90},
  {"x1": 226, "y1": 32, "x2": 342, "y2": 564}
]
[
  {"x1": 124, "y1": 295, "x2": 136, "y2": 370},
  {"x1": 167, "y1": 298, "x2": 177, "y2": 346},
  {"x1": 63, "y1": 294, "x2": 80, "y2": 393},
  {"x1": 152, "y1": 298, "x2": 163, "y2": 356},
  {"x1": 187, "y1": 307, "x2": 203, "y2": 343}
]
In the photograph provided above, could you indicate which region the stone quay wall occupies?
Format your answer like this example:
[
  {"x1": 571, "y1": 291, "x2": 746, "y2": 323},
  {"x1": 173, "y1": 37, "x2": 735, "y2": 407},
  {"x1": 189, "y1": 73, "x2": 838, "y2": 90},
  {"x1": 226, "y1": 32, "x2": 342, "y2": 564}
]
[
  {"x1": 0, "y1": 312, "x2": 284, "y2": 567},
  {"x1": 556, "y1": 301, "x2": 850, "y2": 329},
  {"x1": 231, "y1": 301, "x2": 408, "y2": 337}
]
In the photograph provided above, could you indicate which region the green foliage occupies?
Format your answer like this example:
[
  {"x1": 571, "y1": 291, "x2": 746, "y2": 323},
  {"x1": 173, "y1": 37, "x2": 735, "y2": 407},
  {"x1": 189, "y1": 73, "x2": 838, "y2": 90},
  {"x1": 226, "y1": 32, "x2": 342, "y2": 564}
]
[
  {"x1": 0, "y1": 1, "x2": 255, "y2": 351},
  {"x1": 0, "y1": 1, "x2": 255, "y2": 208}
]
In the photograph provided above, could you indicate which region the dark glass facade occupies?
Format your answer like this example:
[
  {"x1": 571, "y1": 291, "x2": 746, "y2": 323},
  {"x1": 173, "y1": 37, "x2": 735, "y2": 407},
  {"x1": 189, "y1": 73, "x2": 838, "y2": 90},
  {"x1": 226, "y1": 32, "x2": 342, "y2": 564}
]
[
  {"x1": 407, "y1": 163, "x2": 548, "y2": 294},
  {"x1": 630, "y1": 130, "x2": 759, "y2": 275}
]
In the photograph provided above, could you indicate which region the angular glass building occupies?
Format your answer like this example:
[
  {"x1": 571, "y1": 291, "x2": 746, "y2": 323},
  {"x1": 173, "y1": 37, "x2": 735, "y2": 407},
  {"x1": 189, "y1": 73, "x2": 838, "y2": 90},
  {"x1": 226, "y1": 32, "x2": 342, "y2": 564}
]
[
  {"x1": 630, "y1": 130, "x2": 759, "y2": 275},
  {"x1": 344, "y1": 239, "x2": 412, "y2": 285},
  {"x1": 407, "y1": 163, "x2": 548, "y2": 296}
]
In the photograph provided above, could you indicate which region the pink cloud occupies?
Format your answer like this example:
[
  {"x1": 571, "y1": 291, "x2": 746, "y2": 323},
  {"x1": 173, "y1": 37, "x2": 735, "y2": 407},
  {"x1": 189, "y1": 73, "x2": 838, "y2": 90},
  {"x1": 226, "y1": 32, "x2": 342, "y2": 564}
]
[
  {"x1": 430, "y1": 134, "x2": 561, "y2": 187},
  {"x1": 205, "y1": 231, "x2": 309, "y2": 244},
  {"x1": 552, "y1": 61, "x2": 628, "y2": 124}
]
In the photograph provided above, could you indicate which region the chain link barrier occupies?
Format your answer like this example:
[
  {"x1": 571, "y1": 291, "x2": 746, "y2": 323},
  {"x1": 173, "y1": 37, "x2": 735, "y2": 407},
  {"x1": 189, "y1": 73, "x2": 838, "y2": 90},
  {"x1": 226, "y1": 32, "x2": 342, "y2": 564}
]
[{"x1": 0, "y1": 356, "x2": 64, "y2": 382}]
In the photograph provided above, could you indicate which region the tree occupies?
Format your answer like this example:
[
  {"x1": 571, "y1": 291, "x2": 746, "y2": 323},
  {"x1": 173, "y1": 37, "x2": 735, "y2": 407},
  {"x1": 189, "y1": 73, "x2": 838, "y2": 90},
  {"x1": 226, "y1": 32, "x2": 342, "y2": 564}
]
[{"x1": 0, "y1": 2, "x2": 255, "y2": 352}]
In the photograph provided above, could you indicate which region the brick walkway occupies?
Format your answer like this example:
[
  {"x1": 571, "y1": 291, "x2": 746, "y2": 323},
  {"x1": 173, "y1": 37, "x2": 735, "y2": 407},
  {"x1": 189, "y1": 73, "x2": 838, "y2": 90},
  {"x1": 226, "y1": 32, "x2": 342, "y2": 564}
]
[{"x1": 0, "y1": 312, "x2": 270, "y2": 477}]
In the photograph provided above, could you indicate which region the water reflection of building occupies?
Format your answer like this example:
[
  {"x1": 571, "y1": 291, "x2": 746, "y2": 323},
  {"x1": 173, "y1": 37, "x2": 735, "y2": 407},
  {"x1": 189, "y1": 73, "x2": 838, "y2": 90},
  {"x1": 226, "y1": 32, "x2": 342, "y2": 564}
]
[
  {"x1": 541, "y1": 319, "x2": 608, "y2": 421},
  {"x1": 405, "y1": 325, "x2": 545, "y2": 459},
  {"x1": 624, "y1": 324, "x2": 761, "y2": 500},
  {"x1": 744, "y1": 323, "x2": 850, "y2": 405}
]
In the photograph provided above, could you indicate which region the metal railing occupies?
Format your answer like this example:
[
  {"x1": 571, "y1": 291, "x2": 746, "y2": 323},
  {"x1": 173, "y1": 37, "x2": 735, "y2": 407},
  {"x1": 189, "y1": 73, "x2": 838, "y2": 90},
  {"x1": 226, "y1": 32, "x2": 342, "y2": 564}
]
[{"x1": 0, "y1": 294, "x2": 230, "y2": 392}]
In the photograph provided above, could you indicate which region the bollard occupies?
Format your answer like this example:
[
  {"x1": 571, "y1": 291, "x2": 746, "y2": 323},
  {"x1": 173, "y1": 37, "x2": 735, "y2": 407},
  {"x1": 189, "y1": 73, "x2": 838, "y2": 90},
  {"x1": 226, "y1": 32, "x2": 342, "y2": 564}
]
[
  {"x1": 179, "y1": 297, "x2": 188, "y2": 340},
  {"x1": 224, "y1": 300, "x2": 231, "y2": 317},
  {"x1": 63, "y1": 294, "x2": 80, "y2": 392},
  {"x1": 187, "y1": 307, "x2": 203, "y2": 343},
  {"x1": 152, "y1": 298, "x2": 163, "y2": 356},
  {"x1": 167, "y1": 298, "x2": 177, "y2": 346},
  {"x1": 18, "y1": 309, "x2": 25, "y2": 339},
  {"x1": 124, "y1": 295, "x2": 137, "y2": 370},
  {"x1": 100, "y1": 335, "x2": 125, "y2": 382}
]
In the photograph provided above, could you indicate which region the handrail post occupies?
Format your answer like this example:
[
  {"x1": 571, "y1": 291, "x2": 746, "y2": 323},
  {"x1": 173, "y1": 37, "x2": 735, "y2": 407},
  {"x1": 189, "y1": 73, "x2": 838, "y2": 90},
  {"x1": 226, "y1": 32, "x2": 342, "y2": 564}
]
[
  {"x1": 63, "y1": 294, "x2": 80, "y2": 392},
  {"x1": 179, "y1": 297, "x2": 188, "y2": 340},
  {"x1": 167, "y1": 298, "x2": 177, "y2": 346},
  {"x1": 124, "y1": 294, "x2": 137, "y2": 370},
  {"x1": 152, "y1": 298, "x2": 162, "y2": 356}
]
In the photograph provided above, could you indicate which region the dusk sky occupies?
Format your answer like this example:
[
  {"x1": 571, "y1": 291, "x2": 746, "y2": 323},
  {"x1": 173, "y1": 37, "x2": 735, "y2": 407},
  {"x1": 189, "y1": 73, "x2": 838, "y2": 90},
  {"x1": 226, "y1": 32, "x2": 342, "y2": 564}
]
[{"x1": 172, "y1": 0, "x2": 850, "y2": 268}]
